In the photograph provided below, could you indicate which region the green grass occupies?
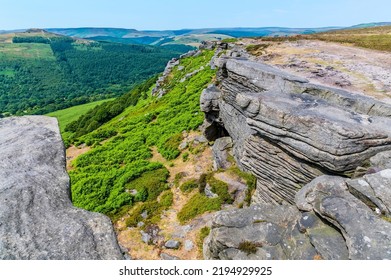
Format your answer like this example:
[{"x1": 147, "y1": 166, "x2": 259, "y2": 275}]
[
  {"x1": 0, "y1": 43, "x2": 55, "y2": 60},
  {"x1": 46, "y1": 98, "x2": 115, "y2": 132},
  {"x1": 177, "y1": 193, "x2": 221, "y2": 224}
]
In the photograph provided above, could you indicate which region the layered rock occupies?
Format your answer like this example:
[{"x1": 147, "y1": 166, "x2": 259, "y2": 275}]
[
  {"x1": 0, "y1": 116, "x2": 124, "y2": 260},
  {"x1": 202, "y1": 47, "x2": 391, "y2": 260},
  {"x1": 202, "y1": 53, "x2": 391, "y2": 204}
]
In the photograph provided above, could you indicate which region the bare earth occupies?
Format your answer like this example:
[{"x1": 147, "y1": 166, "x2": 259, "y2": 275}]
[
  {"x1": 242, "y1": 39, "x2": 391, "y2": 103},
  {"x1": 66, "y1": 145, "x2": 90, "y2": 170}
]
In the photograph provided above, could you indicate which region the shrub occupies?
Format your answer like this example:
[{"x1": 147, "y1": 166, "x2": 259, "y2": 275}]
[
  {"x1": 180, "y1": 179, "x2": 199, "y2": 193},
  {"x1": 159, "y1": 190, "x2": 174, "y2": 208},
  {"x1": 177, "y1": 193, "x2": 221, "y2": 224}
]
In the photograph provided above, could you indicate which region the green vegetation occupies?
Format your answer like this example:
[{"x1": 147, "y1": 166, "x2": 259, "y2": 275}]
[
  {"x1": 197, "y1": 226, "x2": 211, "y2": 253},
  {"x1": 260, "y1": 25, "x2": 391, "y2": 52},
  {"x1": 46, "y1": 98, "x2": 115, "y2": 132},
  {"x1": 177, "y1": 193, "x2": 221, "y2": 224},
  {"x1": 207, "y1": 175, "x2": 233, "y2": 204},
  {"x1": 64, "y1": 77, "x2": 157, "y2": 139},
  {"x1": 238, "y1": 241, "x2": 261, "y2": 255},
  {"x1": 69, "y1": 49, "x2": 216, "y2": 219},
  {"x1": 180, "y1": 179, "x2": 199, "y2": 193},
  {"x1": 0, "y1": 33, "x2": 186, "y2": 116},
  {"x1": 228, "y1": 167, "x2": 256, "y2": 206}
]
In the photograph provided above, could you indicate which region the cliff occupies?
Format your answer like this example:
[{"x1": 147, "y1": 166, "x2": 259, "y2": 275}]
[
  {"x1": 0, "y1": 116, "x2": 124, "y2": 259},
  {"x1": 201, "y1": 42, "x2": 391, "y2": 259}
]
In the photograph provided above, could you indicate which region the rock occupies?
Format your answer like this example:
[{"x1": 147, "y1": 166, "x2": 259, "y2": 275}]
[
  {"x1": 201, "y1": 53, "x2": 391, "y2": 205},
  {"x1": 194, "y1": 135, "x2": 208, "y2": 144},
  {"x1": 205, "y1": 183, "x2": 218, "y2": 198},
  {"x1": 137, "y1": 222, "x2": 145, "y2": 228},
  {"x1": 296, "y1": 175, "x2": 391, "y2": 260},
  {"x1": 370, "y1": 151, "x2": 391, "y2": 170},
  {"x1": 141, "y1": 210, "x2": 148, "y2": 219},
  {"x1": 0, "y1": 116, "x2": 123, "y2": 260},
  {"x1": 212, "y1": 137, "x2": 233, "y2": 170},
  {"x1": 160, "y1": 253, "x2": 180, "y2": 260},
  {"x1": 165, "y1": 240, "x2": 181, "y2": 249},
  {"x1": 178, "y1": 141, "x2": 188, "y2": 150},
  {"x1": 140, "y1": 231, "x2": 151, "y2": 244},
  {"x1": 184, "y1": 240, "x2": 194, "y2": 251},
  {"x1": 178, "y1": 65, "x2": 185, "y2": 71},
  {"x1": 346, "y1": 169, "x2": 391, "y2": 216}
]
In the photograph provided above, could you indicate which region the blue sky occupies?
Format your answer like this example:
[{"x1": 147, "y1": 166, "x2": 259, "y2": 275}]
[{"x1": 1, "y1": 0, "x2": 390, "y2": 30}]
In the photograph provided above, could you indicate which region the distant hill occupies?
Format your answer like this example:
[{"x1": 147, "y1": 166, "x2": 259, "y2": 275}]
[
  {"x1": 0, "y1": 30, "x2": 191, "y2": 116},
  {"x1": 46, "y1": 26, "x2": 343, "y2": 46}
]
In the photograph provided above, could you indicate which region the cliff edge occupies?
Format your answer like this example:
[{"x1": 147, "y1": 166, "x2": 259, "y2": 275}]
[{"x1": 0, "y1": 116, "x2": 124, "y2": 259}]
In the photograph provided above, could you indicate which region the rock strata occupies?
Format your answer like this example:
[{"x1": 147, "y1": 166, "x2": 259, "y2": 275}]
[
  {"x1": 0, "y1": 116, "x2": 124, "y2": 260},
  {"x1": 202, "y1": 45, "x2": 391, "y2": 260}
]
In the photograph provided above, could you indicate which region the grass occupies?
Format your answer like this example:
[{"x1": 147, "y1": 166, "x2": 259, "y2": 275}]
[
  {"x1": 47, "y1": 98, "x2": 115, "y2": 132},
  {"x1": 177, "y1": 193, "x2": 221, "y2": 224},
  {"x1": 259, "y1": 25, "x2": 391, "y2": 52},
  {"x1": 197, "y1": 226, "x2": 211, "y2": 254},
  {"x1": 0, "y1": 43, "x2": 55, "y2": 60}
]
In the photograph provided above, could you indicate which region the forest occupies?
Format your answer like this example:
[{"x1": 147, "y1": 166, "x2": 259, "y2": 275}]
[{"x1": 0, "y1": 35, "x2": 190, "y2": 116}]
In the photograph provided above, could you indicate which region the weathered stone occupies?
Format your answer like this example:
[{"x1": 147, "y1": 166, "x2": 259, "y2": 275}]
[
  {"x1": 370, "y1": 151, "x2": 391, "y2": 170},
  {"x1": 347, "y1": 169, "x2": 391, "y2": 216},
  {"x1": 0, "y1": 116, "x2": 123, "y2": 260},
  {"x1": 140, "y1": 231, "x2": 151, "y2": 244},
  {"x1": 205, "y1": 183, "x2": 218, "y2": 198},
  {"x1": 296, "y1": 175, "x2": 391, "y2": 259},
  {"x1": 212, "y1": 137, "x2": 233, "y2": 170},
  {"x1": 179, "y1": 141, "x2": 188, "y2": 150},
  {"x1": 165, "y1": 240, "x2": 181, "y2": 249}
]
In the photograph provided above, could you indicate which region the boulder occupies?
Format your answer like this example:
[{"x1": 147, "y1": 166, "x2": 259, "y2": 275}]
[
  {"x1": 212, "y1": 137, "x2": 233, "y2": 170},
  {"x1": 0, "y1": 116, "x2": 123, "y2": 260},
  {"x1": 165, "y1": 240, "x2": 181, "y2": 249}
]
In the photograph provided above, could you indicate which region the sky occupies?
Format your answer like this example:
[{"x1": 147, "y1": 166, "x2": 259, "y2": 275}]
[{"x1": 1, "y1": 0, "x2": 390, "y2": 30}]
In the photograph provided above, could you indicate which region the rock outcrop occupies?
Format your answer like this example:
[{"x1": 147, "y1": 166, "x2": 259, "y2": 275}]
[
  {"x1": 0, "y1": 116, "x2": 124, "y2": 260},
  {"x1": 202, "y1": 46, "x2": 391, "y2": 260},
  {"x1": 202, "y1": 52, "x2": 391, "y2": 205}
]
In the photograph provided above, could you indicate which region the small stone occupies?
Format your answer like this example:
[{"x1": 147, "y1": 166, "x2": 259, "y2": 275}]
[
  {"x1": 141, "y1": 210, "x2": 148, "y2": 219},
  {"x1": 137, "y1": 222, "x2": 145, "y2": 228},
  {"x1": 140, "y1": 231, "x2": 151, "y2": 244},
  {"x1": 179, "y1": 141, "x2": 188, "y2": 150},
  {"x1": 205, "y1": 183, "x2": 218, "y2": 198},
  {"x1": 184, "y1": 240, "x2": 194, "y2": 251},
  {"x1": 165, "y1": 240, "x2": 181, "y2": 249}
]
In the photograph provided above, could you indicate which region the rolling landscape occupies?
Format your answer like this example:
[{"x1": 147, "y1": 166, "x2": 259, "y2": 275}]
[{"x1": 1, "y1": 2, "x2": 391, "y2": 266}]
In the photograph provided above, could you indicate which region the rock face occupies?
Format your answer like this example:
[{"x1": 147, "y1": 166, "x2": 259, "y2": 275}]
[
  {"x1": 0, "y1": 116, "x2": 124, "y2": 260},
  {"x1": 202, "y1": 46, "x2": 391, "y2": 260},
  {"x1": 202, "y1": 52, "x2": 391, "y2": 205}
]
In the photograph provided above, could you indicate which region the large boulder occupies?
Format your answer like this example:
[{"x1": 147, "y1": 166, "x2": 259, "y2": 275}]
[{"x1": 0, "y1": 116, "x2": 124, "y2": 260}]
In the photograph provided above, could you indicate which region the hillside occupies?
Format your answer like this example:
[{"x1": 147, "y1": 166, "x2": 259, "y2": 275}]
[
  {"x1": 0, "y1": 30, "x2": 189, "y2": 116},
  {"x1": 62, "y1": 25, "x2": 391, "y2": 260},
  {"x1": 47, "y1": 26, "x2": 342, "y2": 47}
]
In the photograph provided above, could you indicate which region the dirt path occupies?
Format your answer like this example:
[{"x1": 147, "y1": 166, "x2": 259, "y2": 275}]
[
  {"x1": 65, "y1": 145, "x2": 90, "y2": 170},
  {"x1": 242, "y1": 39, "x2": 391, "y2": 103}
]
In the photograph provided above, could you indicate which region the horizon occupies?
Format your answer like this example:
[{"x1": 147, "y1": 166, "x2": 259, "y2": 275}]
[{"x1": 1, "y1": 0, "x2": 390, "y2": 30}]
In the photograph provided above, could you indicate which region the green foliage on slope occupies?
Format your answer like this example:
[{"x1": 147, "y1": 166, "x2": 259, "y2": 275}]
[
  {"x1": 69, "y1": 49, "x2": 216, "y2": 217},
  {"x1": 0, "y1": 34, "x2": 184, "y2": 116}
]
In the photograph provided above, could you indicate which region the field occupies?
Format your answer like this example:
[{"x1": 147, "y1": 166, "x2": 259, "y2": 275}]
[
  {"x1": 46, "y1": 98, "x2": 115, "y2": 132},
  {"x1": 0, "y1": 43, "x2": 55, "y2": 60}
]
